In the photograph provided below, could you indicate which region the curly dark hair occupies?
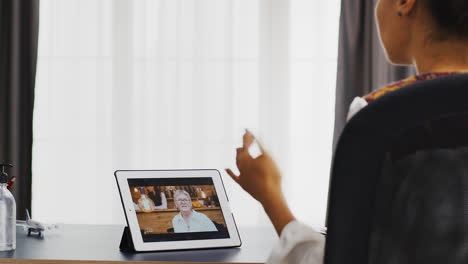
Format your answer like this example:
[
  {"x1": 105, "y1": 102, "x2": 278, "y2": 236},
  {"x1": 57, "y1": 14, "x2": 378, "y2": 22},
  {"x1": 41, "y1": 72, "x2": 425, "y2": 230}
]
[{"x1": 425, "y1": 0, "x2": 468, "y2": 37}]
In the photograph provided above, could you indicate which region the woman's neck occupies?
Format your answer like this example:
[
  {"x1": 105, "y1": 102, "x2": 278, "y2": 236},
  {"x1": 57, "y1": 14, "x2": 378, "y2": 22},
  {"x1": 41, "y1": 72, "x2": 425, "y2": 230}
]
[
  {"x1": 181, "y1": 210, "x2": 192, "y2": 219},
  {"x1": 411, "y1": 39, "x2": 468, "y2": 74}
]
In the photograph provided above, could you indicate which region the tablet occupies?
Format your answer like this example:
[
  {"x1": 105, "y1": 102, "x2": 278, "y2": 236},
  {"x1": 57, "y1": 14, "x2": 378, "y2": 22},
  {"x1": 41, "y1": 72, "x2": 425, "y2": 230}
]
[{"x1": 115, "y1": 169, "x2": 242, "y2": 252}]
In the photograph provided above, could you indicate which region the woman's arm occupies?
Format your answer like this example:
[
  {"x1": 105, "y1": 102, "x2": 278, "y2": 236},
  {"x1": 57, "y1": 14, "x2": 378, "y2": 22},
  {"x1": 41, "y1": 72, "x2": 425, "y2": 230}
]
[
  {"x1": 172, "y1": 217, "x2": 180, "y2": 233},
  {"x1": 226, "y1": 130, "x2": 326, "y2": 264},
  {"x1": 262, "y1": 193, "x2": 296, "y2": 235},
  {"x1": 200, "y1": 212, "x2": 218, "y2": 232},
  {"x1": 226, "y1": 130, "x2": 295, "y2": 235}
]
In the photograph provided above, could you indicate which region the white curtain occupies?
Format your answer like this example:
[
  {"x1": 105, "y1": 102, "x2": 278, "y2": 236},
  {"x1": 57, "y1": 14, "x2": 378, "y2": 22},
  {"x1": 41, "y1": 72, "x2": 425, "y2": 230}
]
[{"x1": 33, "y1": 0, "x2": 341, "y2": 227}]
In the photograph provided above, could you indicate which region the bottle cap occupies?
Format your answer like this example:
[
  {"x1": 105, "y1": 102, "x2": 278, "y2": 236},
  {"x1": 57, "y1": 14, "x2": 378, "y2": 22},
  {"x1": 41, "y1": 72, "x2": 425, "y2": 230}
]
[{"x1": 0, "y1": 164, "x2": 13, "y2": 184}]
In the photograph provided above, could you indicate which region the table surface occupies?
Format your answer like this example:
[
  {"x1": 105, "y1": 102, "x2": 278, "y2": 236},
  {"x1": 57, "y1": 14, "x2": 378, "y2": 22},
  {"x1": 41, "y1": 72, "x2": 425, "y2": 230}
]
[{"x1": 0, "y1": 224, "x2": 278, "y2": 264}]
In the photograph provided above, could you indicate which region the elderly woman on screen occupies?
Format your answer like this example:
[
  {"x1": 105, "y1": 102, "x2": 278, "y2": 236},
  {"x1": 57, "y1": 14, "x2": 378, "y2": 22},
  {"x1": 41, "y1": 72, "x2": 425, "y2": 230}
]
[{"x1": 172, "y1": 190, "x2": 218, "y2": 233}]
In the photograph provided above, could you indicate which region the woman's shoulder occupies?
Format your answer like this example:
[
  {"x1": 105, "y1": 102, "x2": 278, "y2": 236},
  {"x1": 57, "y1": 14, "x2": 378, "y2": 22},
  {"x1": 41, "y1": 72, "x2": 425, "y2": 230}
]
[
  {"x1": 364, "y1": 75, "x2": 417, "y2": 103},
  {"x1": 193, "y1": 210, "x2": 210, "y2": 218},
  {"x1": 172, "y1": 213, "x2": 182, "y2": 220},
  {"x1": 346, "y1": 72, "x2": 468, "y2": 124},
  {"x1": 364, "y1": 72, "x2": 468, "y2": 102}
]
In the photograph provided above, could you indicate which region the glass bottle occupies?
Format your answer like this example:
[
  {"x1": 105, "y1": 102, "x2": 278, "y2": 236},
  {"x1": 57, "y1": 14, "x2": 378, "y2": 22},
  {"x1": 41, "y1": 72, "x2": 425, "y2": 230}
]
[{"x1": 0, "y1": 164, "x2": 15, "y2": 251}]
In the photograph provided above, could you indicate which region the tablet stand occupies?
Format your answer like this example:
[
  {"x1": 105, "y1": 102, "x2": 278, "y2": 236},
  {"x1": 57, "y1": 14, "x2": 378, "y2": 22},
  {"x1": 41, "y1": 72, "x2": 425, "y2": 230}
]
[{"x1": 119, "y1": 226, "x2": 136, "y2": 252}]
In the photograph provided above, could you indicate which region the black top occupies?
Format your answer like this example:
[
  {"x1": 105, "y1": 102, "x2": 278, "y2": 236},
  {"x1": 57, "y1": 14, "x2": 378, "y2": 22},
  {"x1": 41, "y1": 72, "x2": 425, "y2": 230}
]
[{"x1": 325, "y1": 74, "x2": 468, "y2": 264}]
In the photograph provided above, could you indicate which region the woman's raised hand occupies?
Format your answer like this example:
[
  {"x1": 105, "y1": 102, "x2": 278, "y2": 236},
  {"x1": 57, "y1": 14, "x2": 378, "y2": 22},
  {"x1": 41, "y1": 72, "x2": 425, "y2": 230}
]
[{"x1": 225, "y1": 130, "x2": 283, "y2": 205}]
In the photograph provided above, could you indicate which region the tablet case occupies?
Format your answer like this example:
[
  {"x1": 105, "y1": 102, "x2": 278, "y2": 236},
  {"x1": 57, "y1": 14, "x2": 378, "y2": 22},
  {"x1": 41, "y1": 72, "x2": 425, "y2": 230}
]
[
  {"x1": 115, "y1": 170, "x2": 242, "y2": 252},
  {"x1": 119, "y1": 226, "x2": 136, "y2": 252}
]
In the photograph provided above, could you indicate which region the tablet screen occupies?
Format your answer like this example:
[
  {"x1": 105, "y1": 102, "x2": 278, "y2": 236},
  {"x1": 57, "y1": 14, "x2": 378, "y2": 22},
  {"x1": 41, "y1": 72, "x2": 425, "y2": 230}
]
[{"x1": 127, "y1": 177, "x2": 230, "y2": 242}]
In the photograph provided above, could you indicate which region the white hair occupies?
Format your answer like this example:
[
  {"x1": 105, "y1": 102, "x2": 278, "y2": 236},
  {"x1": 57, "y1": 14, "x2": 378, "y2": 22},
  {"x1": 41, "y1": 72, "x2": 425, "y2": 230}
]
[{"x1": 174, "y1": 189, "x2": 191, "y2": 200}]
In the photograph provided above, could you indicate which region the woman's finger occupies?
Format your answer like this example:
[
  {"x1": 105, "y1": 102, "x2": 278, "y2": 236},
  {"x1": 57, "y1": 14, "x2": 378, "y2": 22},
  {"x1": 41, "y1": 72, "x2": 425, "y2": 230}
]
[
  {"x1": 236, "y1": 147, "x2": 251, "y2": 162},
  {"x1": 254, "y1": 138, "x2": 265, "y2": 154},
  {"x1": 225, "y1": 168, "x2": 239, "y2": 183},
  {"x1": 243, "y1": 129, "x2": 255, "y2": 149},
  {"x1": 244, "y1": 129, "x2": 267, "y2": 158},
  {"x1": 235, "y1": 148, "x2": 243, "y2": 163}
]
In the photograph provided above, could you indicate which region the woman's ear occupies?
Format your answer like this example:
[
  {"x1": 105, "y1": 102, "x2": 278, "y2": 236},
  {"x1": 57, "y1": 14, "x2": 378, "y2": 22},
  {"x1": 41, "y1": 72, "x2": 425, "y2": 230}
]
[{"x1": 397, "y1": 0, "x2": 417, "y2": 16}]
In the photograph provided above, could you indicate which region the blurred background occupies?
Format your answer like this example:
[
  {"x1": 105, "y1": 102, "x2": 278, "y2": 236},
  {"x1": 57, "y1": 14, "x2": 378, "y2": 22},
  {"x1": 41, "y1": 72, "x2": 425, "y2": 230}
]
[{"x1": 32, "y1": 0, "x2": 341, "y2": 227}]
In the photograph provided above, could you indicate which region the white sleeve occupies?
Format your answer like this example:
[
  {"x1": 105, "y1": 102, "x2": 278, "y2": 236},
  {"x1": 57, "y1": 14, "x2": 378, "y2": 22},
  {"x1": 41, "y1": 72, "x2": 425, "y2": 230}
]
[
  {"x1": 346, "y1": 97, "x2": 368, "y2": 121},
  {"x1": 267, "y1": 221, "x2": 325, "y2": 264}
]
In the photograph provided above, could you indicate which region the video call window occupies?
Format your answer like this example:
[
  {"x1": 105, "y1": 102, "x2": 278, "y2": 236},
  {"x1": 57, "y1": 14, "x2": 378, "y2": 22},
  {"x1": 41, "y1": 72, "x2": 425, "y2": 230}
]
[{"x1": 128, "y1": 177, "x2": 230, "y2": 242}]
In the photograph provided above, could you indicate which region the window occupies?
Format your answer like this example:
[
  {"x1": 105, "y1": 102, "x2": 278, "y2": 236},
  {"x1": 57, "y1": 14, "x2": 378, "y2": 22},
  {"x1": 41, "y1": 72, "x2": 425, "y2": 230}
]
[{"x1": 34, "y1": 0, "x2": 341, "y2": 227}]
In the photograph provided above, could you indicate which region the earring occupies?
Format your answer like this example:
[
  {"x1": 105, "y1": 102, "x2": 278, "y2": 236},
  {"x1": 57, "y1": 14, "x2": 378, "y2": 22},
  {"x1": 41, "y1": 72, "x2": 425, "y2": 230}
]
[{"x1": 397, "y1": 11, "x2": 403, "y2": 17}]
